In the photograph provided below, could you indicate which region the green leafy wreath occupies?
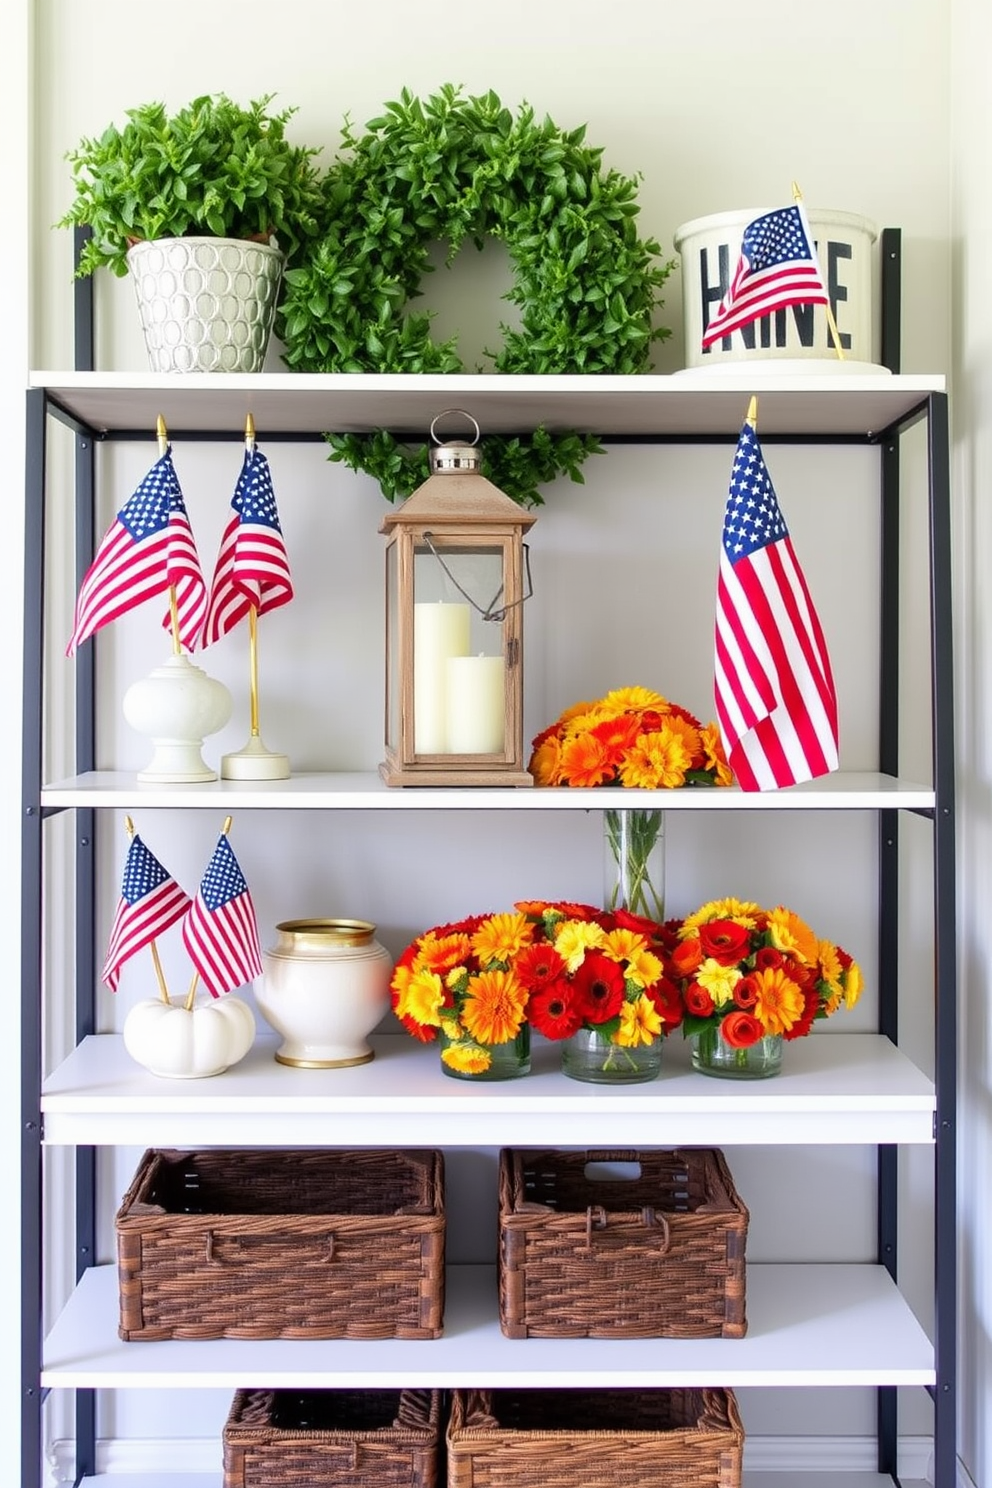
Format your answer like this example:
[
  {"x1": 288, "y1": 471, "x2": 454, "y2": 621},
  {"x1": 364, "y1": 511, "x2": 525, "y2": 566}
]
[{"x1": 278, "y1": 85, "x2": 676, "y2": 508}]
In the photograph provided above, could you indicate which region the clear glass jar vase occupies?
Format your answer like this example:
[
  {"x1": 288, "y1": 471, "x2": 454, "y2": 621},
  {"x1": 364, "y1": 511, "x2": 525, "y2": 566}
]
[
  {"x1": 603, "y1": 808, "x2": 665, "y2": 922},
  {"x1": 438, "y1": 1026, "x2": 531, "y2": 1081},
  {"x1": 560, "y1": 1027, "x2": 662, "y2": 1084},
  {"x1": 690, "y1": 1026, "x2": 784, "y2": 1079}
]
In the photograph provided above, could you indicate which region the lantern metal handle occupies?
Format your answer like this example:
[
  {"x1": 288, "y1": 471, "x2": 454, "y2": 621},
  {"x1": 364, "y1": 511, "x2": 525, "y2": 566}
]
[
  {"x1": 421, "y1": 531, "x2": 533, "y2": 622},
  {"x1": 429, "y1": 409, "x2": 481, "y2": 447}
]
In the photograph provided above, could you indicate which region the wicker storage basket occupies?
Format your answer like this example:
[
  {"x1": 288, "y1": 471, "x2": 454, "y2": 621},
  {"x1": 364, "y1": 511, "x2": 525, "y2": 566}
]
[
  {"x1": 223, "y1": 1388, "x2": 441, "y2": 1488},
  {"x1": 498, "y1": 1147, "x2": 748, "y2": 1338},
  {"x1": 447, "y1": 1388, "x2": 744, "y2": 1488},
  {"x1": 115, "y1": 1148, "x2": 445, "y2": 1341}
]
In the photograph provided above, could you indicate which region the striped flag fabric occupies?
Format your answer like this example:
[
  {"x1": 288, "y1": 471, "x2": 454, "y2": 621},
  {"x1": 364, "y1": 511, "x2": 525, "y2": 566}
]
[
  {"x1": 701, "y1": 202, "x2": 829, "y2": 349},
  {"x1": 714, "y1": 418, "x2": 839, "y2": 791},
  {"x1": 182, "y1": 833, "x2": 263, "y2": 998},
  {"x1": 101, "y1": 834, "x2": 191, "y2": 992},
  {"x1": 66, "y1": 448, "x2": 207, "y2": 656},
  {"x1": 201, "y1": 445, "x2": 293, "y2": 646}
]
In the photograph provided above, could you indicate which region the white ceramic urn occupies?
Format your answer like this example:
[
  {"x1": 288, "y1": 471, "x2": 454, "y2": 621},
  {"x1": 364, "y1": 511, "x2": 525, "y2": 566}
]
[{"x1": 257, "y1": 919, "x2": 393, "y2": 1068}]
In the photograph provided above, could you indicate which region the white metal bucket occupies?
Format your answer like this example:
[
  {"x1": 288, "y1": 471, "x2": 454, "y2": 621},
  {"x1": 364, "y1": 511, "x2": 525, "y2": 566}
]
[{"x1": 673, "y1": 208, "x2": 880, "y2": 371}]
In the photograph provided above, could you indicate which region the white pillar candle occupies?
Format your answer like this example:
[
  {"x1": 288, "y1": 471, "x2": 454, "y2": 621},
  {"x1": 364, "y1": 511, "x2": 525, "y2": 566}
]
[
  {"x1": 446, "y1": 654, "x2": 505, "y2": 754},
  {"x1": 413, "y1": 602, "x2": 470, "y2": 752}
]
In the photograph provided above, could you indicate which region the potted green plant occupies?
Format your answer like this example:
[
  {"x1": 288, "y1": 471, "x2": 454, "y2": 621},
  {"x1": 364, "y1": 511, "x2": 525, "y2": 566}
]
[{"x1": 58, "y1": 93, "x2": 323, "y2": 372}]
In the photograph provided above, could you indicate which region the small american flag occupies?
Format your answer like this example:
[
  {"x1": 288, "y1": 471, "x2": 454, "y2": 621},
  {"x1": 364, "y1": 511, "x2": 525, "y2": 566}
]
[
  {"x1": 701, "y1": 202, "x2": 829, "y2": 349},
  {"x1": 201, "y1": 446, "x2": 293, "y2": 646},
  {"x1": 182, "y1": 833, "x2": 263, "y2": 998},
  {"x1": 101, "y1": 834, "x2": 191, "y2": 992},
  {"x1": 714, "y1": 419, "x2": 839, "y2": 791},
  {"x1": 66, "y1": 448, "x2": 207, "y2": 656}
]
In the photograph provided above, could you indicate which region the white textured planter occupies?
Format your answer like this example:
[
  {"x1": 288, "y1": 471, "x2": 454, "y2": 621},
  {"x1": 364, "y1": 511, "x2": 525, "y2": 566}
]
[
  {"x1": 127, "y1": 236, "x2": 284, "y2": 373},
  {"x1": 673, "y1": 208, "x2": 880, "y2": 372},
  {"x1": 258, "y1": 919, "x2": 393, "y2": 1068},
  {"x1": 122, "y1": 997, "x2": 256, "y2": 1079}
]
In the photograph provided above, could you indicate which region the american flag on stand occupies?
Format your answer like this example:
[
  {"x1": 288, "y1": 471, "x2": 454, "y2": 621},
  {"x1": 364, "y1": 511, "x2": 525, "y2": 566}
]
[
  {"x1": 201, "y1": 445, "x2": 293, "y2": 646},
  {"x1": 702, "y1": 202, "x2": 829, "y2": 348},
  {"x1": 101, "y1": 834, "x2": 191, "y2": 992},
  {"x1": 66, "y1": 448, "x2": 207, "y2": 656},
  {"x1": 714, "y1": 418, "x2": 839, "y2": 791},
  {"x1": 182, "y1": 832, "x2": 263, "y2": 998}
]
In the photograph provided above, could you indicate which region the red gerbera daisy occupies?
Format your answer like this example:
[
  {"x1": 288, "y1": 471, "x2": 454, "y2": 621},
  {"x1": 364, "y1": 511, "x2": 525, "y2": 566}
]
[
  {"x1": 572, "y1": 950, "x2": 625, "y2": 1023},
  {"x1": 528, "y1": 980, "x2": 585, "y2": 1040},
  {"x1": 514, "y1": 941, "x2": 567, "y2": 990},
  {"x1": 647, "y1": 975, "x2": 683, "y2": 1030}
]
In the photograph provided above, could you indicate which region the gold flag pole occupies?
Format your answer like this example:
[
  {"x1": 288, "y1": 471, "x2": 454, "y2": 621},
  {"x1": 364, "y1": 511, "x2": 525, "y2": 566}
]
[
  {"x1": 157, "y1": 414, "x2": 183, "y2": 654},
  {"x1": 124, "y1": 815, "x2": 172, "y2": 1005},
  {"x1": 791, "y1": 182, "x2": 845, "y2": 361},
  {"x1": 746, "y1": 395, "x2": 758, "y2": 430},
  {"x1": 219, "y1": 418, "x2": 290, "y2": 780},
  {"x1": 184, "y1": 815, "x2": 233, "y2": 1011}
]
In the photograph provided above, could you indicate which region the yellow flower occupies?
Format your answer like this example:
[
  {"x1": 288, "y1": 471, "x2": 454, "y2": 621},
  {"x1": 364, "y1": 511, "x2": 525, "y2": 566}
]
[
  {"x1": 700, "y1": 721, "x2": 735, "y2": 786},
  {"x1": 679, "y1": 897, "x2": 761, "y2": 937},
  {"x1": 440, "y1": 1016, "x2": 462, "y2": 1040},
  {"x1": 617, "y1": 725, "x2": 694, "y2": 789},
  {"x1": 461, "y1": 969, "x2": 528, "y2": 1044},
  {"x1": 602, "y1": 928, "x2": 661, "y2": 989},
  {"x1": 753, "y1": 966, "x2": 806, "y2": 1035},
  {"x1": 560, "y1": 706, "x2": 609, "y2": 738},
  {"x1": 615, "y1": 993, "x2": 663, "y2": 1047},
  {"x1": 767, "y1": 906, "x2": 819, "y2": 965},
  {"x1": 441, "y1": 1043, "x2": 492, "y2": 1075},
  {"x1": 471, "y1": 912, "x2": 534, "y2": 966},
  {"x1": 553, "y1": 918, "x2": 607, "y2": 972},
  {"x1": 696, "y1": 956, "x2": 742, "y2": 1007},
  {"x1": 602, "y1": 928, "x2": 648, "y2": 962},
  {"x1": 843, "y1": 958, "x2": 864, "y2": 1009},
  {"x1": 816, "y1": 939, "x2": 843, "y2": 1006},
  {"x1": 600, "y1": 685, "x2": 668, "y2": 714},
  {"x1": 395, "y1": 968, "x2": 445, "y2": 1028}
]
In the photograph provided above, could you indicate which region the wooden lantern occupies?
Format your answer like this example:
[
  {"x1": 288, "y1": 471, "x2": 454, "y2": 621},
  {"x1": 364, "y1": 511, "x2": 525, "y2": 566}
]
[{"x1": 379, "y1": 412, "x2": 536, "y2": 787}]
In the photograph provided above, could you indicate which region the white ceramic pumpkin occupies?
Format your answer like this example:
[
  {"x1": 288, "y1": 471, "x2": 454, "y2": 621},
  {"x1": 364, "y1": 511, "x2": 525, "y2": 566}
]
[{"x1": 122, "y1": 996, "x2": 256, "y2": 1078}]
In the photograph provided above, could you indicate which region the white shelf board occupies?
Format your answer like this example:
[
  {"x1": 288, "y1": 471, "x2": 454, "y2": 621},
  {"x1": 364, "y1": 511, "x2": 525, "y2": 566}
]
[
  {"x1": 41, "y1": 1032, "x2": 935, "y2": 1147},
  {"x1": 40, "y1": 769, "x2": 935, "y2": 812},
  {"x1": 30, "y1": 369, "x2": 944, "y2": 439},
  {"x1": 43, "y1": 1262, "x2": 933, "y2": 1391}
]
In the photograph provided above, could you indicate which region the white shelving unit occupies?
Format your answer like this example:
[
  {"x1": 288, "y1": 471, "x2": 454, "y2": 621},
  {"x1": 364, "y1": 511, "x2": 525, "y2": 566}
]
[{"x1": 21, "y1": 368, "x2": 955, "y2": 1488}]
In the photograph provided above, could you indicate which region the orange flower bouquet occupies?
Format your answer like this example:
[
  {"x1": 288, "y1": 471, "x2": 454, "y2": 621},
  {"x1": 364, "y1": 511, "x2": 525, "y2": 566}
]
[
  {"x1": 390, "y1": 913, "x2": 534, "y2": 1081},
  {"x1": 670, "y1": 897, "x2": 864, "y2": 1079},
  {"x1": 528, "y1": 687, "x2": 734, "y2": 922}
]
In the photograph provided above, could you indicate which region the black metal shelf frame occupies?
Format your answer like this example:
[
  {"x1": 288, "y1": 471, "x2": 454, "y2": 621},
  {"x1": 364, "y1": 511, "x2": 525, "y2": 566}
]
[{"x1": 19, "y1": 227, "x2": 957, "y2": 1488}]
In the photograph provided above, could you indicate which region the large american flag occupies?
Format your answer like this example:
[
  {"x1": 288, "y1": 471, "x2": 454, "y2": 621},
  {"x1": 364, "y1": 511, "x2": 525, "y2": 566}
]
[
  {"x1": 201, "y1": 446, "x2": 293, "y2": 646},
  {"x1": 101, "y1": 834, "x2": 190, "y2": 992},
  {"x1": 182, "y1": 833, "x2": 263, "y2": 998},
  {"x1": 714, "y1": 420, "x2": 839, "y2": 791},
  {"x1": 701, "y1": 202, "x2": 829, "y2": 348},
  {"x1": 66, "y1": 448, "x2": 207, "y2": 656}
]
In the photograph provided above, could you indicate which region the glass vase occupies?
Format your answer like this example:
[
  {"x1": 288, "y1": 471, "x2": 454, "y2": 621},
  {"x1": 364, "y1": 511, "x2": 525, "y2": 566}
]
[
  {"x1": 560, "y1": 1027, "x2": 662, "y2": 1084},
  {"x1": 603, "y1": 807, "x2": 665, "y2": 922},
  {"x1": 438, "y1": 1026, "x2": 531, "y2": 1081},
  {"x1": 690, "y1": 1026, "x2": 784, "y2": 1079}
]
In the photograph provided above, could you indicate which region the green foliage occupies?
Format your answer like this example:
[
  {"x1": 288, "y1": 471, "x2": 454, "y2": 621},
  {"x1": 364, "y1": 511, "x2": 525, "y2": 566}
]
[
  {"x1": 325, "y1": 426, "x2": 604, "y2": 510},
  {"x1": 279, "y1": 84, "x2": 676, "y2": 504},
  {"x1": 59, "y1": 94, "x2": 324, "y2": 277}
]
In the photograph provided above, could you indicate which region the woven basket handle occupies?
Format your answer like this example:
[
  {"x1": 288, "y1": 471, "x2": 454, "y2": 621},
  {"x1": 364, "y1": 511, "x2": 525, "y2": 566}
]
[
  {"x1": 204, "y1": 1230, "x2": 337, "y2": 1264},
  {"x1": 583, "y1": 1205, "x2": 671, "y2": 1253}
]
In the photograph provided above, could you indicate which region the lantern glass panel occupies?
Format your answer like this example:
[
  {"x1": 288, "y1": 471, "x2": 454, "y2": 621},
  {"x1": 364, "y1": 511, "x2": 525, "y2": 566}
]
[
  {"x1": 385, "y1": 538, "x2": 399, "y2": 755},
  {"x1": 413, "y1": 541, "x2": 506, "y2": 757}
]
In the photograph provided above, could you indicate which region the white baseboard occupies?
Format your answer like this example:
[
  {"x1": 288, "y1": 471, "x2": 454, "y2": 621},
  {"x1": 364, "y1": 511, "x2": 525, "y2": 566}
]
[{"x1": 49, "y1": 1433, "x2": 958, "y2": 1484}]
